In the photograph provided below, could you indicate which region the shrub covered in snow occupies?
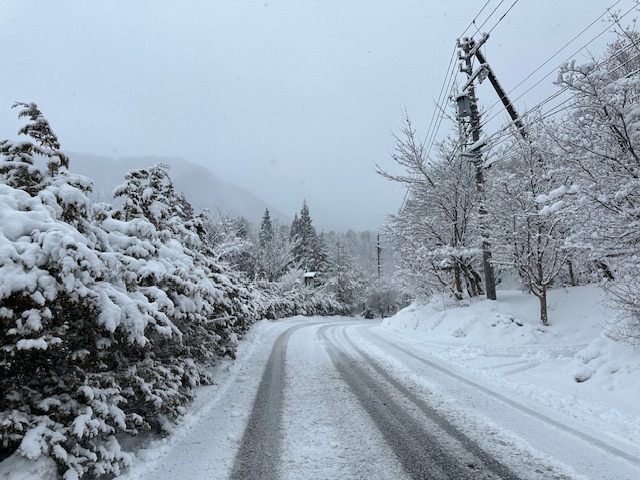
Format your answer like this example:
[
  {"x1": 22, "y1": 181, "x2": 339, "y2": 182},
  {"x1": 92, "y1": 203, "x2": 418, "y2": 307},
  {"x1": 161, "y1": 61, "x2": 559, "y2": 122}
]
[
  {"x1": 253, "y1": 269, "x2": 345, "y2": 319},
  {"x1": 0, "y1": 104, "x2": 257, "y2": 478},
  {"x1": 362, "y1": 279, "x2": 407, "y2": 319}
]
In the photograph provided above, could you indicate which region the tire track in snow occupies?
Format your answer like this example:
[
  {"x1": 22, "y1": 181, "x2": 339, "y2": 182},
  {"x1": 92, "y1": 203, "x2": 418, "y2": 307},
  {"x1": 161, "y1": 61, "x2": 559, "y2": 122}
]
[
  {"x1": 280, "y1": 321, "x2": 410, "y2": 479},
  {"x1": 318, "y1": 324, "x2": 521, "y2": 480},
  {"x1": 229, "y1": 323, "x2": 312, "y2": 480}
]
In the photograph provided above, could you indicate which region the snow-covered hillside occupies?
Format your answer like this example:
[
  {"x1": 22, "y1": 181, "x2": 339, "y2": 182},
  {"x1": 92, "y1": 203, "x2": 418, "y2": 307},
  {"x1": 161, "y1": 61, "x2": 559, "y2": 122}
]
[{"x1": 68, "y1": 153, "x2": 291, "y2": 226}]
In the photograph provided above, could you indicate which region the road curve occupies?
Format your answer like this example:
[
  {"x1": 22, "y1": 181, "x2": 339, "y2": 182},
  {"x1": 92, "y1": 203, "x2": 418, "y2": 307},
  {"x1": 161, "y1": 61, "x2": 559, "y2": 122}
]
[
  {"x1": 136, "y1": 317, "x2": 640, "y2": 479},
  {"x1": 231, "y1": 319, "x2": 523, "y2": 479}
]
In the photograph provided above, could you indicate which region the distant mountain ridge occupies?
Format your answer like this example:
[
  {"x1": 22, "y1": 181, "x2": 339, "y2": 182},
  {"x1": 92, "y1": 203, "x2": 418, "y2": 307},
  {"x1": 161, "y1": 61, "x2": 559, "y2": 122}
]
[{"x1": 67, "y1": 153, "x2": 291, "y2": 226}]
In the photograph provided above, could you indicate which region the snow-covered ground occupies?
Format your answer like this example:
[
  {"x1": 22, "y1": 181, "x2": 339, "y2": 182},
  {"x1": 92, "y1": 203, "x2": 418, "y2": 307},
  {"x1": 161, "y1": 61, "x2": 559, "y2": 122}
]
[
  {"x1": 380, "y1": 284, "x2": 640, "y2": 445},
  {"x1": 2, "y1": 285, "x2": 639, "y2": 479},
  {"x1": 373, "y1": 284, "x2": 640, "y2": 478}
]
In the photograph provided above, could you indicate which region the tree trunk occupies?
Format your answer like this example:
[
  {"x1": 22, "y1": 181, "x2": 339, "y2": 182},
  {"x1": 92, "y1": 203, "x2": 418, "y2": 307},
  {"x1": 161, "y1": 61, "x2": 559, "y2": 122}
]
[
  {"x1": 595, "y1": 260, "x2": 615, "y2": 281},
  {"x1": 536, "y1": 225, "x2": 548, "y2": 326},
  {"x1": 539, "y1": 285, "x2": 548, "y2": 326},
  {"x1": 567, "y1": 259, "x2": 576, "y2": 287},
  {"x1": 459, "y1": 262, "x2": 482, "y2": 297},
  {"x1": 453, "y1": 263, "x2": 463, "y2": 299}
]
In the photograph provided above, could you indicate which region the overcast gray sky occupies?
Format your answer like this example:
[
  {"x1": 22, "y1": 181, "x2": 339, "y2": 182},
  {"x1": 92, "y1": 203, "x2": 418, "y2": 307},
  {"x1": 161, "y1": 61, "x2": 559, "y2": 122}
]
[{"x1": 0, "y1": 1, "x2": 633, "y2": 231}]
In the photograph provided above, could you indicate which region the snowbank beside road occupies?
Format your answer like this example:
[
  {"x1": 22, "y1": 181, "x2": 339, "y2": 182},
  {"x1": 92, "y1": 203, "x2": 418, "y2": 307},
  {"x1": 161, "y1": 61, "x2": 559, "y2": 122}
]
[
  {"x1": 0, "y1": 319, "x2": 286, "y2": 480},
  {"x1": 379, "y1": 284, "x2": 640, "y2": 449},
  {"x1": 382, "y1": 285, "x2": 607, "y2": 346}
]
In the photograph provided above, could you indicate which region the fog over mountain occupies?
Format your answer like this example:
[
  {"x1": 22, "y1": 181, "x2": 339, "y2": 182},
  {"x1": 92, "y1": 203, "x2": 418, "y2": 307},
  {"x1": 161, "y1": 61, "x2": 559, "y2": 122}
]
[{"x1": 68, "y1": 153, "x2": 292, "y2": 227}]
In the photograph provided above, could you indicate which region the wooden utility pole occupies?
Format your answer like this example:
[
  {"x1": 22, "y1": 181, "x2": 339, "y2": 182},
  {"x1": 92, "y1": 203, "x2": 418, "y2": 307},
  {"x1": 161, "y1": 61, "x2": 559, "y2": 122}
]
[
  {"x1": 458, "y1": 35, "x2": 497, "y2": 300},
  {"x1": 377, "y1": 234, "x2": 382, "y2": 278}
]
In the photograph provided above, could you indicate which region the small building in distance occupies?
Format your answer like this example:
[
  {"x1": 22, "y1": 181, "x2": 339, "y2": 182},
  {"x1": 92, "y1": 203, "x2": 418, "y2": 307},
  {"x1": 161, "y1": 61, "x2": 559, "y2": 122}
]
[{"x1": 304, "y1": 271, "x2": 317, "y2": 286}]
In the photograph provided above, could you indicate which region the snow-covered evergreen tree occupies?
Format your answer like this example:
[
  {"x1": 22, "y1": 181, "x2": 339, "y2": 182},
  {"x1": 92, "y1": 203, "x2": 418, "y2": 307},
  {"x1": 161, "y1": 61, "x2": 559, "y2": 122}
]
[
  {"x1": 0, "y1": 105, "x2": 258, "y2": 478},
  {"x1": 112, "y1": 163, "x2": 258, "y2": 359},
  {"x1": 290, "y1": 200, "x2": 327, "y2": 273},
  {"x1": 0, "y1": 104, "x2": 160, "y2": 478},
  {"x1": 0, "y1": 102, "x2": 60, "y2": 196},
  {"x1": 324, "y1": 241, "x2": 365, "y2": 313},
  {"x1": 255, "y1": 209, "x2": 292, "y2": 282},
  {"x1": 258, "y1": 208, "x2": 274, "y2": 246}
]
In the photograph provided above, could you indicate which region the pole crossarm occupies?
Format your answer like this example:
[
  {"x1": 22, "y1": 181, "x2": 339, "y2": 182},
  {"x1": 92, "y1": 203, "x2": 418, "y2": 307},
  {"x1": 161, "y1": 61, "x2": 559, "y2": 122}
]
[
  {"x1": 461, "y1": 64, "x2": 489, "y2": 92},
  {"x1": 457, "y1": 33, "x2": 490, "y2": 61},
  {"x1": 458, "y1": 33, "x2": 527, "y2": 141}
]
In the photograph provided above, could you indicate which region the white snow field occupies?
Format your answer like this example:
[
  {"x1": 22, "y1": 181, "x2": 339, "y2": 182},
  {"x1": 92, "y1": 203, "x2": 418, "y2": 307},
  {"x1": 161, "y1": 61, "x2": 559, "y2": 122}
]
[{"x1": 1, "y1": 285, "x2": 639, "y2": 479}]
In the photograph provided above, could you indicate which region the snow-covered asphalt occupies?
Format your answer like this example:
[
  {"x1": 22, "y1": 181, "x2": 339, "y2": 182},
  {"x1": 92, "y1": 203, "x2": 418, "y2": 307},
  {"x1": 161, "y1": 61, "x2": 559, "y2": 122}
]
[{"x1": 126, "y1": 316, "x2": 640, "y2": 480}]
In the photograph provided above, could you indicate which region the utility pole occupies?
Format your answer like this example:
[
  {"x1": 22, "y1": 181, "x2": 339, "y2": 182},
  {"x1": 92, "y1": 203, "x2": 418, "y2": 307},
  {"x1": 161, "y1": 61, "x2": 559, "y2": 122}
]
[
  {"x1": 377, "y1": 234, "x2": 382, "y2": 278},
  {"x1": 457, "y1": 35, "x2": 497, "y2": 300}
]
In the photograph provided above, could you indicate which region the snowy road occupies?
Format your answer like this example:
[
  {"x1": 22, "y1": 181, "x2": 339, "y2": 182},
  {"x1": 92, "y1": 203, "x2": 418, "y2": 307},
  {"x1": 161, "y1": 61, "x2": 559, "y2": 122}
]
[
  {"x1": 316, "y1": 324, "x2": 519, "y2": 479},
  {"x1": 128, "y1": 317, "x2": 640, "y2": 480}
]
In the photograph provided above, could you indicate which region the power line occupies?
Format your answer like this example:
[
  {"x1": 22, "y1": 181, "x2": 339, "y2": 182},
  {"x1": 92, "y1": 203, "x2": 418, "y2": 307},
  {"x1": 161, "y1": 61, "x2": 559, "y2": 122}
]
[
  {"x1": 424, "y1": 0, "x2": 520, "y2": 164},
  {"x1": 479, "y1": 38, "x2": 637, "y2": 136},
  {"x1": 454, "y1": 1, "x2": 626, "y2": 156},
  {"x1": 416, "y1": 0, "x2": 638, "y2": 191},
  {"x1": 411, "y1": 1, "x2": 503, "y2": 164},
  {"x1": 423, "y1": 57, "x2": 458, "y2": 160},
  {"x1": 423, "y1": 0, "x2": 511, "y2": 160},
  {"x1": 399, "y1": 44, "x2": 458, "y2": 210},
  {"x1": 481, "y1": 25, "x2": 638, "y2": 135},
  {"x1": 421, "y1": 43, "x2": 458, "y2": 150},
  {"x1": 479, "y1": 1, "x2": 633, "y2": 129},
  {"x1": 486, "y1": 0, "x2": 520, "y2": 36},
  {"x1": 479, "y1": 41, "x2": 640, "y2": 154},
  {"x1": 475, "y1": 0, "x2": 507, "y2": 33},
  {"x1": 510, "y1": 4, "x2": 631, "y2": 104},
  {"x1": 492, "y1": 0, "x2": 621, "y2": 103},
  {"x1": 459, "y1": 0, "x2": 493, "y2": 39}
]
